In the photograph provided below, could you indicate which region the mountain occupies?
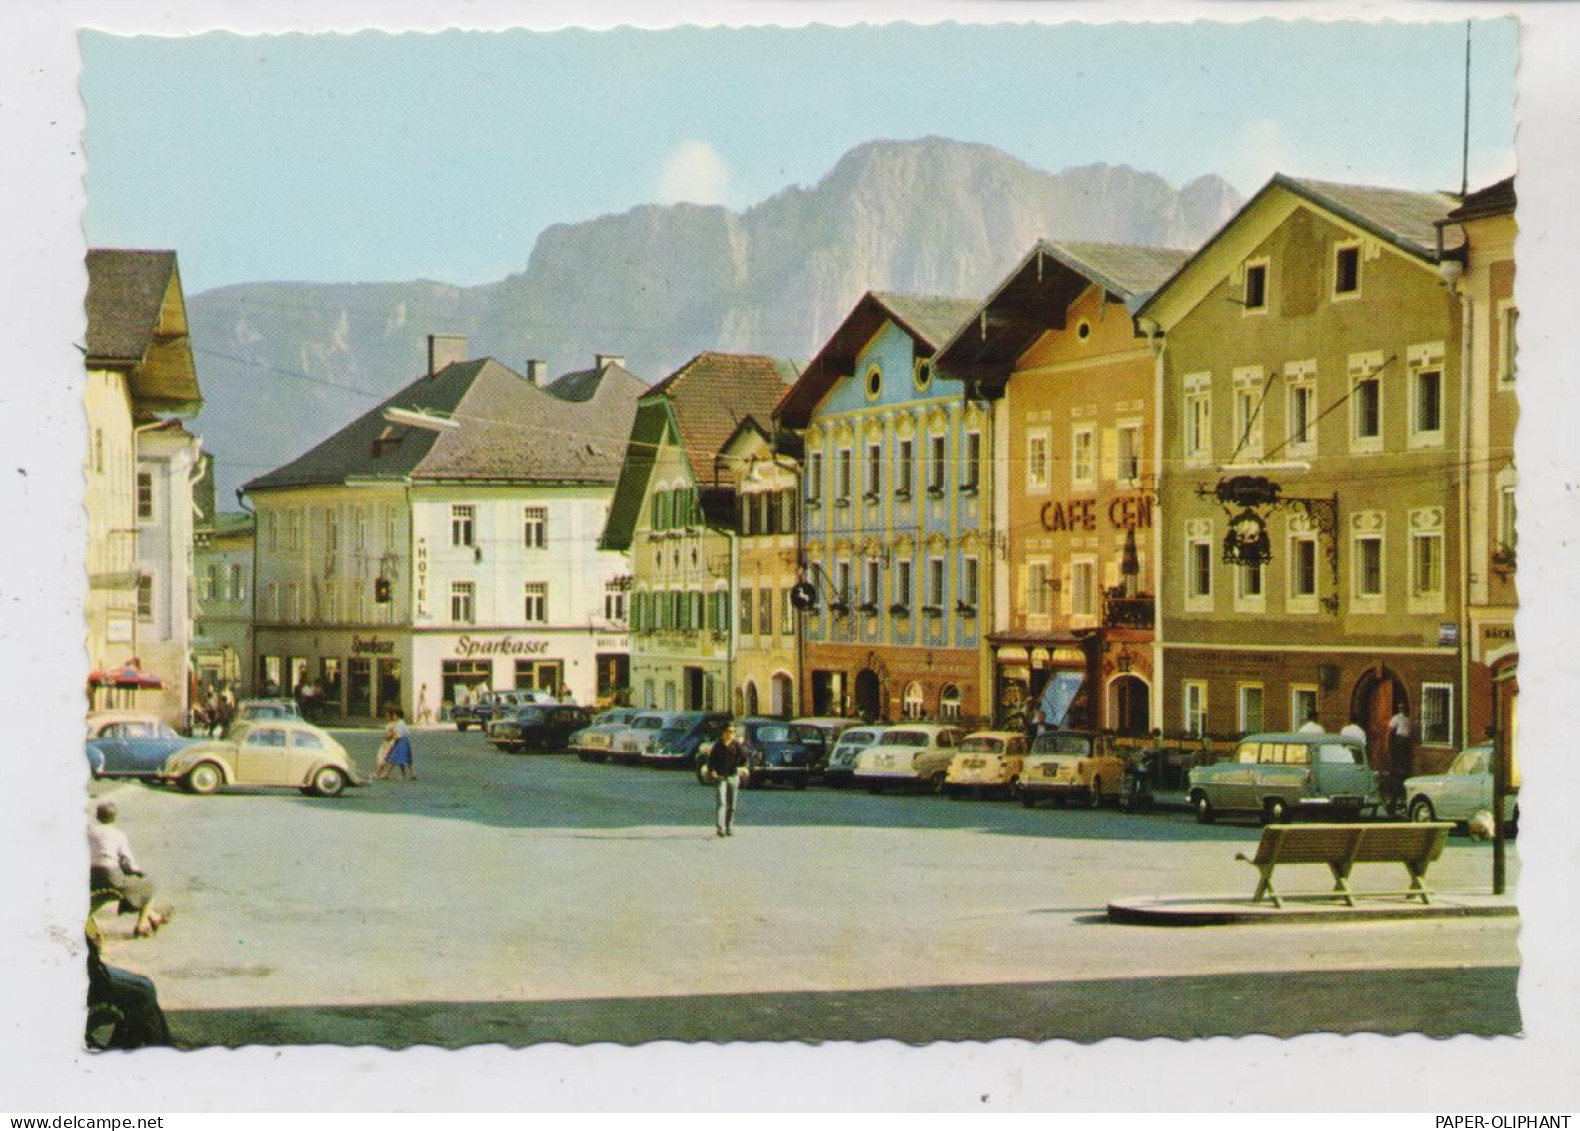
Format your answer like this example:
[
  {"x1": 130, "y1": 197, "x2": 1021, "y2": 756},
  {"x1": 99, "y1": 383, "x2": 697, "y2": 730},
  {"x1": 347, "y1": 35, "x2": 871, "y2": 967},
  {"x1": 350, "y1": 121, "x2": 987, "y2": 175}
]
[{"x1": 186, "y1": 137, "x2": 1242, "y2": 500}]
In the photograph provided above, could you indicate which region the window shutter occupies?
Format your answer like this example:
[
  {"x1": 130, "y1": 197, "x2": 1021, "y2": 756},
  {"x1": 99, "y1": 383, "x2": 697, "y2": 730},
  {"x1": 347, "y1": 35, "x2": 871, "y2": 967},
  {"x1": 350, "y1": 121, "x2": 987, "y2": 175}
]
[
  {"x1": 1104, "y1": 558, "x2": 1120, "y2": 589},
  {"x1": 1100, "y1": 428, "x2": 1118, "y2": 483},
  {"x1": 1059, "y1": 562, "x2": 1073, "y2": 615}
]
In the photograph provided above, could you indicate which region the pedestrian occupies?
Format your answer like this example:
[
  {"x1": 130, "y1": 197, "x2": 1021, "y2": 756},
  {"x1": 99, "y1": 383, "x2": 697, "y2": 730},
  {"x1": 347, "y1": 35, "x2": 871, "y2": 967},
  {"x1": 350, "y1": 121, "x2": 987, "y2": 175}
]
[
  {"x1": 415, "y1": 683, "x2": 433, "y2": 726},
  {"x1": 1340, "y1": 720, "x2": 1367, "y2": 744},
  {"x1": 1297, "y1": 709, "x2": 1325, "y2": 734},
  {"x1": 705, "y1": 722, "x2": 747, "y2": 837},
  {"x1": 88, "y1": 802, "x2": 170, "y2": 938},
  {"x1": 1386, "y1": 705, "x2": 1413, "y2": 803},
  {"x1": 378, "y1": 707, "x2": 415, "y2": 781}
]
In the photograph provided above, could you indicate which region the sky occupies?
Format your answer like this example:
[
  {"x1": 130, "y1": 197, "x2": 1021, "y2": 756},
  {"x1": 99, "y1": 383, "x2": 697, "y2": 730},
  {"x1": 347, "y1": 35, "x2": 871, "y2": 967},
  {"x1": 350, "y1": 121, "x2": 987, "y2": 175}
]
[{"x1": 81, "y1": 18, "x2": 1518, "y2": 294}]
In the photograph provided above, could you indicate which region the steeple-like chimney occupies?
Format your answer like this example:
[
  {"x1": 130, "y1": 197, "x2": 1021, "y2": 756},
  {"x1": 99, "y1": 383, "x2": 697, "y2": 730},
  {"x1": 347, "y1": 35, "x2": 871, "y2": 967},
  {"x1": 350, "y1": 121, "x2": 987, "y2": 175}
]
[
  {"x1": 427, "y1": 334, "x2": 469, "y2": 375},
  {"x1": 595, "y1": 353, "x2": 625, "y2": 370},
  {"x1": 525, "y1": 359, "x2": 548, "y2": 386}
]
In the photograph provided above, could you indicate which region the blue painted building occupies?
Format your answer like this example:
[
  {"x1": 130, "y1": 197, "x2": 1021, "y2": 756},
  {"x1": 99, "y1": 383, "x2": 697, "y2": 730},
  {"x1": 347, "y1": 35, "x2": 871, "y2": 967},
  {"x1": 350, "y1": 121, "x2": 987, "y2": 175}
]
[{"x1": 776, "y1": 292, "x2": 987, "y2": 722}]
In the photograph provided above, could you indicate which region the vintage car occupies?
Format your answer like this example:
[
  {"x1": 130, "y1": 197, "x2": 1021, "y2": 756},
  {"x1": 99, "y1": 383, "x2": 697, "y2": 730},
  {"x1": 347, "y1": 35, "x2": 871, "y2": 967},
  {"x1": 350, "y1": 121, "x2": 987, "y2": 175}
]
[
  {"x1": 85, "y1": 711, "x2": 193, "y2": 779},
  {"x1": 453, "y1": 689, "x2": 557, "y2": 731},
  {"x1": 853, "y1": 724, "x2": 967, "y2": 792},
  {"x1": 820, "y1": 726, "x2": 887, "y2": 787},
  {"x1": 1403, "y1": 743, "x2": 1519, "y2": 833},
  {"x1": 488, "y1": 704, "x2": 593, "y2": 753},
  {"x1": 608, "y1": 712, "x2": 673, "y2": 764},
  {"x1": 1187, "y1": 731, "x2": 1378, "y2": 824},
  {"x1": 638, "y1": 712, "x2": 729, "y2": 770},
  {"x1": 695, "y1": 718, "x2": 820, "y2": 788},
  {"x1": 568, "y1": 708, "x2": 642, "y2": 762},
  {"x1": 1019, "y1": 730, "x2": 1127, "y2": 808},
  {"x1": 788, "y1": 717, "x2": 853, "y2": 778},
  {"x1": 162, "y1": 718, "x2": 361, "y2": 797},
  {"x1": 944, "y1": 731, "x2": 1028, "y2": 798}
]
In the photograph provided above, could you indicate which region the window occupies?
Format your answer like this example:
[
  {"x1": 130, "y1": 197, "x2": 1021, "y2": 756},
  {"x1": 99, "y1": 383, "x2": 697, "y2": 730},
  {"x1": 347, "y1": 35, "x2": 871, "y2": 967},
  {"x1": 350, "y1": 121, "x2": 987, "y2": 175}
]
[
  {"x1": 1290, "y1": 687, "x2": 1319, "y2": 731},
  {"x1": 1290, "y1": 534, "x2": 1318, "y2": 604},
  {"x1": 1071, "y1": 427, "x2": 1095, "y2": 488},
  {"x1": 325, "y1": 509, "x2": 339, "y2": 553},
  {"x1": 1236, "y1": 560, "x2": 1264, "y2": 602},
  {"x1": 1350, "y1": 354, "x2": 1383, "y2": 447},
  {"x1": 1499, "y1": 483, "x2": 1518, "y2": 554},
  {"x1": 1243, "y1": 261, "x2": 1268, "y2": 311},
  {"x1": 780, "y1": 488, "x2": 797, "y2": 533},
  {"x1": 1421, "y1": 684, "x2": 1454, "y2": 746},
  {"x1": 203, "y1": 564, "x2": 220, "y2": 601},
  {"x1": 285, "y1": 510, "x2": 301, "y2": 552},
  {"x1": 451, "y1": 505, "x2": 475, "y2": 548},
  {"x1": 1184, "y1": 681, "x2": 1207, "y2": 737},
  {"x1": 896, "y1": 438, "x2": 914, "y2": 497},
  {"x1": 1498, "y1": 304, "x2": 1518, "y2": 386},
  {"x1": 1115, "y1": 423, "x2": 1141, "y2": 485},
  {"x1": 136, "y1": 574, "x2": 154, "y2": 619},
  {"x1": 354, "y1": 508, "x2": 367, "y2": 551},
  {"x1": 939, "y1": 686, "x2": 962, "y2": 719},
  {"x1": 836, "y1": 448, "x2": 852, "y2": 503},
  {"x1": 286, "y1": 582, "x2": 301, "y2": 622},
  {"x1": 737, "y1": 494, "x2": 754, "y2": 536},
  {"x1": 1187, "y1": 535, "x2": 1213, "y2": 602},
  {"x1": 806, "y1": 451, "x2": 823, "y2": 503},
  {"x1": 927, "y1": 557, "x2": 946, "y2": 609},
  {"x1": 604, "y1": 582, "x2": 626, "y2": 623},
  {"x1": 739, "y1": 588, "x2": 754, "y2": 634},
  {"x1": 1412, "y1": 367, "x2": 1443, "y2": 438},
  {"x1": 1411, "y1": 531, "x2": 1443, "y2": 598},
  {"x1": 523, "y1": 506, "x2": 547, "y2": 549},
  {"x1": 136, "y1": 472, "x2": 154, "y2": 521},
  {"x1": 928, "y1": 434, "x2": 947, "y2": 492},
  {"x1": 913, "y1": 358, "x2": 933, "y2": 391},
  {"x1": 895, "y1": 558, "x2": 913, "y2": 611},
  {"x1": 903, "y1": 681, "x2": 925, "y2": 719},
  {"x1": 1354, "y1": 535, "x2": 1383, "y2": 600},
  {"x1": 383, "y1": 505, "x2": 399, "y2": 548},
  {"x1": 1288, "y1": 377, "x2": 1317, "y2": 454},
  {"x1": 263, "y1": 581, "x2": 278, "y2": 621},
  {"x1": 781, "y1": 588, "x2": 795, "y2": 635},
  {"x1": 863, "y1": 559, "x2": 881, "y2": 608},
  {"x1": 960, "y1": 556, "x2": 979, "y2": 611},
  {"x1": 1333, "y1": 243, "x2": 1361, "y2": 297},
  {"x1": 451, "y1": 581, "x2": 476, "y2": 624},
  {"x1": 1238, "y1": 684, "x2": 1265, "y2": 734},
  {"x1": 1027, "y1": 431, "x2": 1049, "y2": 492},
  {"x1": 522, "y1": 582, "x2": 547, "y2": 624},
  {"x1": 1071, "y1": 559, "x2": 1096, "y2": 618},
  {"x1": 1027, "y1": 561, "x2": 1051, "y2": 616},
  {"x1": 1233, "y1": 369, "x2": 1264, "y2": 460},
  {"x1": 962, "y1": 431, "x2": 981, "y2": 491},
  {"x1": 752, "y1": 588, "x2": 768, "y2": 635},
  {"x1": 92, "y1": 429, "x2": 103, "y2": 474},
  {"x1": 866, "y1": 443, "x2": 882, "y2": 498},
  {"x1": 835, "y1": 560, "x2": 851, "y2": 607},
  {"x1": 1184, "y1": 381, "x2": 1212, "y2": 464},
  {"x1": 864, "y1": 364, "x2": 882, "y2": 400},
  {"x1": 228, "y1": 563, "x2": 244, "y2": 601}
]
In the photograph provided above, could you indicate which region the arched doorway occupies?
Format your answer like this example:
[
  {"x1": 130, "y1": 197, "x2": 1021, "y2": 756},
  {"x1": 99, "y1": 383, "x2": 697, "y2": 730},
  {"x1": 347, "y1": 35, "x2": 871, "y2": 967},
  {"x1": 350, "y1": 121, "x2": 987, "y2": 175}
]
[
  {"x1": 1350, "y1": 667, "x2": 1410, "y2": 775},
  {"x1": 1108, "y1": 675, "x2": 1151, "y2": 737},
  {"x1": 770, "y1": 672, "x2": 794, "y2": 718},
  {"x1": 742, "y1": 680, "x2": 759, "y2": 718},
  {"x1": 855, "y1": 668, "x2": 883, "y2": 721},
  {"x1": 902, "y1": 680, "x2": 925, "y2": 719}
]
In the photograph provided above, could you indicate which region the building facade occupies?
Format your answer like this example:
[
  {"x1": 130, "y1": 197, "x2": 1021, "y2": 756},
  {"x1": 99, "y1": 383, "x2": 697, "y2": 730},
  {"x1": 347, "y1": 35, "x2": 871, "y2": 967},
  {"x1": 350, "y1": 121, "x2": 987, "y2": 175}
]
[
  {"x1": 246, "y1": 339, "x2": 641, "y2": 720},
  {"x1": 83, "y1": 249, "x2": 203, "y2": 724},
  {"x1": 1140, "y1": 176, "x2": 1467, "y2": 776},
  {"x1": 604, "y1": 353, "x2": 793, "y2": 713},
  {"x1": 777, "y1": 292, "x2": 987, "y2": 723},
  {"x1": 937, "y1": 241, "x2": 1189, "y2": 733},
  {"x1": 193, "y1": 508, "x2": 255, "y2": 698}
]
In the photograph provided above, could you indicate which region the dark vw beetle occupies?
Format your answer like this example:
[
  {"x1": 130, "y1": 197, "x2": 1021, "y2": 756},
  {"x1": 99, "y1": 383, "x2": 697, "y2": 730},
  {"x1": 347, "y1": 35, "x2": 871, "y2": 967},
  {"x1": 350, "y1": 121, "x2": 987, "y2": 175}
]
[
  {"x1": 488, "y1": 705, "x2": 592, "y2": 753},
  {"x1": 705, "y1": 717, "x2": 819, "y2": 789}
]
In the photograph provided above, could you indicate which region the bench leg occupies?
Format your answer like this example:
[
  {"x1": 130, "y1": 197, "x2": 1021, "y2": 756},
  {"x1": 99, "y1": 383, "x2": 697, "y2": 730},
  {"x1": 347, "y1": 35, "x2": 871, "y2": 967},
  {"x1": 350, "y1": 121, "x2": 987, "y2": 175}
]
[
  {"x1": 1327, "y1": 863, "x2": 1357, "y2": 908},
  {"x1": 1404, "y1": 862, "x2": 1433, "y2": 905},
  {"x1": 1252, "y1": 865, "x2": 1282, "y2": 909}
]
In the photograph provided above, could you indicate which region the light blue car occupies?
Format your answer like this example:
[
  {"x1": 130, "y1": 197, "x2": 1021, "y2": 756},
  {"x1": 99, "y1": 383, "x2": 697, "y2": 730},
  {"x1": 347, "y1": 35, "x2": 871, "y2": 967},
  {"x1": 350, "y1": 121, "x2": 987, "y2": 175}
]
[{"x1": 85, "y1": 712, "x2": 193, "y2": 779}]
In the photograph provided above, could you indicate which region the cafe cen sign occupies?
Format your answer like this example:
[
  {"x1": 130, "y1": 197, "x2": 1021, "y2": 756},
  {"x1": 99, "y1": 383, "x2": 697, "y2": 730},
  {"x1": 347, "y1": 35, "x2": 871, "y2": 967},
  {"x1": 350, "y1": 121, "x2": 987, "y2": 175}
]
[
  {"x1": 1039, "y1": 493, "x2": 1153, "y2": 533},
  {"x1": 454, "y1": 634, "x2": 552, "y2": 658}
]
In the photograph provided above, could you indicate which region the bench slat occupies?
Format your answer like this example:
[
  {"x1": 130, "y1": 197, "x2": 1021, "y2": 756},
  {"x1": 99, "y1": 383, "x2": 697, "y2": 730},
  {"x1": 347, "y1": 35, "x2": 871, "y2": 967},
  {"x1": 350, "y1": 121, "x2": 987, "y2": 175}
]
[{"x1": 1237, "y1": 822, "x2": 1452, "y2": 908}]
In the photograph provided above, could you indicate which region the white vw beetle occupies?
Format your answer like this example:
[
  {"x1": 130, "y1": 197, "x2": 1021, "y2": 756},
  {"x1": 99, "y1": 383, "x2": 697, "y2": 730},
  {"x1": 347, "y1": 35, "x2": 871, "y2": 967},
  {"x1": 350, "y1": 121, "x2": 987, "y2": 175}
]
[{"x1": 852, "y1": 724, "x2": 966, "y2": 792}]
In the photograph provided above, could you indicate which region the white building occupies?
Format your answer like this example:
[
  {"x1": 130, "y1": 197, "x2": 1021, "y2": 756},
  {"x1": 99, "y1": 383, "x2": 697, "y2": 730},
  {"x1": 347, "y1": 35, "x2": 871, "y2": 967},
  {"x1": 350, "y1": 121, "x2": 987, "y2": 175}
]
[{"x1": 244, "y1": 337, "x2": 641, "y2": 719}]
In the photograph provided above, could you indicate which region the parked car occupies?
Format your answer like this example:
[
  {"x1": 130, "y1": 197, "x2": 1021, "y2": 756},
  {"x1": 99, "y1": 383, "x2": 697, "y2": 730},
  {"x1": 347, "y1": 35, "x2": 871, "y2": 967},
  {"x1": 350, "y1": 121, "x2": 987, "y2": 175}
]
[
  {"x1": 1019, "y1": 730, "x2": 1127, "y2": 808},
  {"x1": 788, "y1": 717, "x2": 853, "y2": 778},
  {"x1": 488, "y1": 705, "x2": 593, "y2": 753},
  {"x1": 944, "y1": 731, "x2": 1028, "y2": 798},
  {"x1": 702, "y1": 718, "x2": 820, "y2": 788},
  {"x1": 642, "y1": 712, "x2": 731, "y2": 770},
  {"x1": 569, "y1": 708, "x2": 642, "y2": 762},
  {"x1": 1187, "y1": 731, "x2": 1377, "y2": 824},
  {"x1": 853, "y1": 724, "x2": 966, "y2": 792},
  {"x1": 85, "y1": 711, "x2": 193, "y2": 780},
  {"x1": 608, "y1": 712, "x2": 673, "y2": 764},
  {"x1": 821, "y1": 726, "x2": 886, "y2": 787},
  {"x1": 235, "y1": 698, "x2": 301, "y2": 722},
  {"x1": 1403, "y1": 743, "x2": 1519, "y2": 833},
  {"x1": 453, "y1": 689, "x2": 556, "y2": 732},
  {"x1": 161, "y1": 718, "x2": 361, "y2": 797}
]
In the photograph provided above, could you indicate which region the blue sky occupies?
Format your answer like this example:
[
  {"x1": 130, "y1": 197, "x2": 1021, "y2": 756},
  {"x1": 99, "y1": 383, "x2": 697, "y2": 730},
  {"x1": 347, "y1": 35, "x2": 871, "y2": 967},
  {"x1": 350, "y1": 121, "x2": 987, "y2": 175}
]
[{"x1": 82, "y1": 19, "x2": 1517, "y2": 293}]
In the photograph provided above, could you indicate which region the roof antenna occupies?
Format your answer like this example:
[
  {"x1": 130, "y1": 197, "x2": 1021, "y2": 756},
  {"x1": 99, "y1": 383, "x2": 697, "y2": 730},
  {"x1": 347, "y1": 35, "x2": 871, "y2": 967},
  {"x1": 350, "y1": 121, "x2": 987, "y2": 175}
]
[{"x1": 1460, "y1": 19, "x2": 1472, "y2": 198}]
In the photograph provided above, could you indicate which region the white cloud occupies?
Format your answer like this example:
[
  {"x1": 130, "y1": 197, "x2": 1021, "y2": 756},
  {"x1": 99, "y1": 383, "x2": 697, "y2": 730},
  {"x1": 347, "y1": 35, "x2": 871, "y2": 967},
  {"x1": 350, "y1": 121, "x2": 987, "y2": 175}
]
[{"x1": 659, "y1": 140, "x2": 730, "y2": 206}]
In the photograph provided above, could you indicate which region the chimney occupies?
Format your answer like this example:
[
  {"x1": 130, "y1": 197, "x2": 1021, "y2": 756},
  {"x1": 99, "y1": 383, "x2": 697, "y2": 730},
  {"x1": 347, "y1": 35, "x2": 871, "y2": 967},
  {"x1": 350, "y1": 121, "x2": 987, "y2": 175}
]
[
  {"x1": 427, "y1": 334, "x2": 469, "y2": 375},
  {"x1": 595, "y1": 353, "x2": 625, "y2": 370},
  {"x1": 525, "y1": 359, "x2": 548, "y2": 387}
]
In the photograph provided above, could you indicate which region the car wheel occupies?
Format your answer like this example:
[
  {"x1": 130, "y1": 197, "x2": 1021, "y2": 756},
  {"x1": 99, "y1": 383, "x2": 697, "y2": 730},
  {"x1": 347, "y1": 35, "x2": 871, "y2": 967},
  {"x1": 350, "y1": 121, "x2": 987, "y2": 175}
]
[
  {"x1": 1193, "y1": 794, "x2": 1215, "y2": 824},
  {"x1": 1087, "y1": 779, "x2": 1103, "y2": 809},
  {"x1": 1408, "y1": 797, "x2": 1437, "y2": 824},
  {"x1": 184, "y1": 762, "x2": 223, "y2": 795},
  {"x1": 455, "y1": 723, "x2": 468, "y2": 732},
  {"x1": 311, "y1": 766, "x2": 346, "y2": 798},
  {"x1": 1262, "y1": 797, "x2": 1289, "y2": 825}
]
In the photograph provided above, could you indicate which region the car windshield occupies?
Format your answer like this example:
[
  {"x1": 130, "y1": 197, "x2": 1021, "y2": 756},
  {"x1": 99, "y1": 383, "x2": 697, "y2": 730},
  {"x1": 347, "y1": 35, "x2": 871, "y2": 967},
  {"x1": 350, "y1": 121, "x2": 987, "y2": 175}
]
[
  {"x1": 837, "y1": 730, "x2": 879, "y2": 748},
  {"x1": 516, "y1": 708, "x2": 548, "y2": 722},
  {"x1": 632, "y1": 717, "x2": 664, "y2": 730},
  {"x1": 751, "y1": 724, "x2": 793, "y2": 743},
  {"x1": 960, "y1": 737, "x2": 1004, "y2": 754},
  {"x1": 1449, "y1": 746, "x2": 1493, "y2": 775},
  {"x1": 881, "y1": 731, "x2": 929, "y2": 747},
  {"x1": 1033, "y1": 733, "x2": 1092, "y2": 755}
]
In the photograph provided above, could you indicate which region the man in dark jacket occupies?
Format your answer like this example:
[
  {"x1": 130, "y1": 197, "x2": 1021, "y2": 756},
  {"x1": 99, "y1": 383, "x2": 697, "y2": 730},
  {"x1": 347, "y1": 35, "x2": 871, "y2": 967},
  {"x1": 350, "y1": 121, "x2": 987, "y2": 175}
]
[{"x1": 707, "y1": 723, "x2": 747, "y2": 837}]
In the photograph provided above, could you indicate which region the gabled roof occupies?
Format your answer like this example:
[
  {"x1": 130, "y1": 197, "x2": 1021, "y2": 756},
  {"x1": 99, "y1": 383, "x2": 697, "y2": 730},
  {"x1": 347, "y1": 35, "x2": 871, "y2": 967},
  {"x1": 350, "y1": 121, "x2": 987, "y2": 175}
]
[
  {"x1": 1136, "y1": 173, "x2": 1463, "y2": 328},
  {"x1": 84, "y1": 248, "x2": 202, "y2": 412},
  {"x1": 935, "y1": 239, "x2": 1190, "y2": 394},
  {"x1": 600, "y1": 353, "x2": 793, "y2": 551},
  {"x1": 1443, "y1": 176, "x2": 1516, "y2": 224},
  {"x1": 545, "y1": 359, "x2": 644, "y2": 403},
  {"x1": 775, "y1": 291, "x2": 979, "y2": 428},
  {"x1": 244, "y1": 356, "x2": 641, "y2": 493}
]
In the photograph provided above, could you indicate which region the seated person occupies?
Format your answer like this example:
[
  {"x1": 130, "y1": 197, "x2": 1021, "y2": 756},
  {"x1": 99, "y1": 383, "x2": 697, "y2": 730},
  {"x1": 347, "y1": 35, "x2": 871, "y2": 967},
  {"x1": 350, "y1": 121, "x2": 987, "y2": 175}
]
[{"x1": 88, "y1": 802, "x2": 169, "y2": 938}]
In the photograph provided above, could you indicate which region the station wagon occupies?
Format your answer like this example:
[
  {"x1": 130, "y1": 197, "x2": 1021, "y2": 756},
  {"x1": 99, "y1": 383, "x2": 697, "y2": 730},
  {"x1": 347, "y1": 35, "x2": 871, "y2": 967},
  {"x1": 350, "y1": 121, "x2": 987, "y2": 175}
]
[{"x1": 1188, "y1": 731, "x2": 1378, "y2": 824}]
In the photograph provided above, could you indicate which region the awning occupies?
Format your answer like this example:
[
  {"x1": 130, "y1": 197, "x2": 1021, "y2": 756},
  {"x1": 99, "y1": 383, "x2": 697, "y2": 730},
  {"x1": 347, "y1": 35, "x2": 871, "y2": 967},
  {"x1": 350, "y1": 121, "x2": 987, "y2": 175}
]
[{"x1": 88, "y1": 664, "x2": 164, "y2": 690}]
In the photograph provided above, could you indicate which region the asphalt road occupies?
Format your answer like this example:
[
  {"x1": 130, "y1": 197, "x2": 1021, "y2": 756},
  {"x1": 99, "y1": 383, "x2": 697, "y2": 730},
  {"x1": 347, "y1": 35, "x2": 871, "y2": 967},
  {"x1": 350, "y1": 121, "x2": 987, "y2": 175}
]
[{"x1": 90, "y1": 726, "x2": 1521, "y2": 1046}]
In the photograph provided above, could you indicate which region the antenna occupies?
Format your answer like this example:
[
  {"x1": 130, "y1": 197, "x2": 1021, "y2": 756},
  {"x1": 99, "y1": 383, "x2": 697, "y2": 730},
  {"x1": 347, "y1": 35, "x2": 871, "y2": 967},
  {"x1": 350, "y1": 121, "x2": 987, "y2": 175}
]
[{"x1": 1461, "y1": 20, "x2": 1472, "y2": 197}]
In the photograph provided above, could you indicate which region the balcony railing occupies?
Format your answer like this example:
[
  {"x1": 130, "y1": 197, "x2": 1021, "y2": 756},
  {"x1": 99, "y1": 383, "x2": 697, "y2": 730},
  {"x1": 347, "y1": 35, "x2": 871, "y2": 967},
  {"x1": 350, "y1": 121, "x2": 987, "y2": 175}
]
[{"x1": 1103, "y1": 592, "x2": 1155, "y2": 629}]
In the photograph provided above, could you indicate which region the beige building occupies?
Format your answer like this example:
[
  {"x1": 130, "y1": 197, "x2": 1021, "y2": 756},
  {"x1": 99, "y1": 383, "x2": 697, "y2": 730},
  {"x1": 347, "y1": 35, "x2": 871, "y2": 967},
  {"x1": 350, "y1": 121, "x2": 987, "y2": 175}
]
[
  {"x1": 84, "y1": 249, "x2": 202, "y2": 723},
  {"x1": 193, "y1": 500, "x2": 255, "y2": 698}
]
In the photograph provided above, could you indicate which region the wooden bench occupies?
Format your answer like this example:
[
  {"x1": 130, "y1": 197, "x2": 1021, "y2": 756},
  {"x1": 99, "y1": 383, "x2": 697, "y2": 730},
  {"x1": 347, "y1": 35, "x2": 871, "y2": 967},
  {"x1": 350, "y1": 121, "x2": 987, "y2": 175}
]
[{"x1": 1235, "y1": 822, "x2": 1454, "y2": 909}]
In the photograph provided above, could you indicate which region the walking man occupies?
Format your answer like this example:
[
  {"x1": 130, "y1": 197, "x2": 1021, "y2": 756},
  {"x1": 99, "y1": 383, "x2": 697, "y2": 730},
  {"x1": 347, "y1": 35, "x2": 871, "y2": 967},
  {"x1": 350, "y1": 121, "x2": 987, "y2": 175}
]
[{"x1": 706, "y1": 723, "x2": 747, "y2": 837}]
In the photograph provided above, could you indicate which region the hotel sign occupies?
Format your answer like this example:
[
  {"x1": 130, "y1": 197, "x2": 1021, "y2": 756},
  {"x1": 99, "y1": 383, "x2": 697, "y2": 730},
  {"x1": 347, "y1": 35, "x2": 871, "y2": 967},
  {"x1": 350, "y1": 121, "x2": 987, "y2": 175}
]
[
  {"x1": 1040, "y1": 493, "x2": 1153, "y2": 533},
  {"x1": 415, "y1": 537, "x2": 429, "y2": 618}
]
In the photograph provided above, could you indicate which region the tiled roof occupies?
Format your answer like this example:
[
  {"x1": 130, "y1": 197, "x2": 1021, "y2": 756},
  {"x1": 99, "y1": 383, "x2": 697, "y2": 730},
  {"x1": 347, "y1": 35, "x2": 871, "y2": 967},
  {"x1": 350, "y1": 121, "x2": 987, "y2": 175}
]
[
  {"x1": 1047, "y1": 241, "x2": 1192, "y2": 305},
  {"x1": 647, "y1": 352, "x2": 794, "y2": 486},
  {"x1": 244, "y1": 357, "x2": 641, "y2": 492},
  {"x1": 1445, "y1": 176, "x2": 1516, "y2": 223},
  {"x1": 84, "y1": 249, "x2": 177, "y2": 362},
  {"x1": 1277, "y1": 176, "x2": 1462, "y2": 259},
  {"x1": 869, "y1": 292, "x2": 985, "y2": 350}
]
